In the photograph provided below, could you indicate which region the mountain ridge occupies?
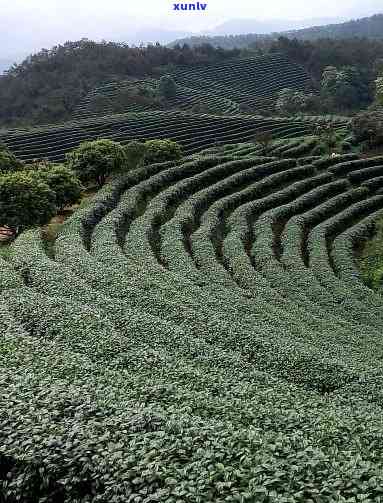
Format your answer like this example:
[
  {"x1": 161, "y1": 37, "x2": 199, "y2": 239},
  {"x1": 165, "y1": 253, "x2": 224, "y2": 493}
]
[{"x1": 170, "y1": 12, "x2": 383, "y2": 48}]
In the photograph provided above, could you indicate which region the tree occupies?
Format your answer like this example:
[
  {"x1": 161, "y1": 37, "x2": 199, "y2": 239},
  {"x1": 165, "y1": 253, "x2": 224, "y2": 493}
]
[
  {"x1": 350, "y1": 112, "x2": 383, "y2": 147},
  {"x1": 315, "y1": 123, "x2": 338, "y2": 154},
  {"x1": 144, "y1": 139, "x2": 182, "y2": 164},
  {"x1": 27, "y1": 163, "x2": 83, "y2": 210},
  {"x1": 159, "y1": 75, "x2": 177, "y2": 100},
  {"x1": 66, "y1": 139, "x2": 127, "y2": 187},
  {"x1": 0, "y1": 147, "x2": 23, "y2": 174},
  {"x1": 124, "y1": 141, "x2": 147, "y2": 170},
  {"x1": 254, "y1": 132, "x2": 273, "y2": 155},
  {"x1": 0, "y1": 172, "x2": 56, "y2": 235},
  {"x1": 275, "y1": 88, "x2": 319, "y2": 115},
  {"x1": 320, "y1": 65, "x2": 369, "y2": 110}
]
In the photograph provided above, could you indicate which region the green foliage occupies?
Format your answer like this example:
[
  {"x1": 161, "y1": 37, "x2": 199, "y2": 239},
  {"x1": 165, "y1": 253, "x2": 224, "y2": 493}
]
[
  {"x1": 320, "y1": 65, "x2": 370, "y2": 110},
  {"x1": 254, "y1": 132, "x2": 273, "y2": 155},
  {"x1": 315, "y1": 123, "x2": 339, "y2": 154},
  {"x1": 124, "y1": 140, "x2": 147, "y2": 170},
  {"x1": 0, "y1": 147, "x2": 23, "y2": 174},
  {"x1": 66, "y1": 139, "x2": 127, "y2": 187},
  {"x1": 26, "y1": 163, "x2": 83, "y2": 210},
  {"x1": 144, "y1": 139, "x2": 182, "y2": 164},
  {"x1": 358, "y1": 216, "x2": 383, "y2": 290},
  {"x1": 0, "y1": 40, "x2": 239, "y2": 126},
  {"x1": 275, "y1": 87, "x2": 319, "y2": 115},
  {"x1": 4, "y1": 148, "x2": 383, "y2": 500},
  {"x1": 0, "y1": 172, "x2": 56, "y2": 233},
  {"x1": 350, "y1": 111, "x2": 383, "y2": 147},
  {"x1": 159, "y1": 74, "x2": 177, "y2": 99}
]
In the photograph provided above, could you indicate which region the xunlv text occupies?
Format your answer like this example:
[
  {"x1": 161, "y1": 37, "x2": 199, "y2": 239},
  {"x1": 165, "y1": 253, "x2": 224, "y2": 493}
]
[{"x1": 173, "y1": 3, "x2": 208, "y2": 11}]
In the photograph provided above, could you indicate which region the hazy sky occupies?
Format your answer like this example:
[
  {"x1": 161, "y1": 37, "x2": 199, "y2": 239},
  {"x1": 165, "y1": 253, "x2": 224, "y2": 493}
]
[{"x1": 1, "y1": 0, "x2": 382, "y2": 57}]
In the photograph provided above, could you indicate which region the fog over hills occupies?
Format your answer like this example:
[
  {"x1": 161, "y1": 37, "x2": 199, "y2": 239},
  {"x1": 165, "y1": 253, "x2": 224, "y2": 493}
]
[
  {"x1": 204, "y1": 17, "x2": 344, "y2": 35},
  {"x1": 129, "y1": 17, "x2": 343, "y2": 46},
  {"x1": 171, "y1": 12, "x2": 383, "y2": 48}
]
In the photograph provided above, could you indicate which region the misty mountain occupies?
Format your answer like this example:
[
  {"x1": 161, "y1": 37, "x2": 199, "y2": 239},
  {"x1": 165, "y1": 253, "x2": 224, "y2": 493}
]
[
  {"x1": 126, "y1": 28, "x2": 193, "y2": 46},
  {"x1": 171, "y1": 12, "x2": 383, "y2": 48},
  {"x1": 204, "y1": 17, "x2": 343, "y2": 36},
  {"x1": 130, "y1": 18, "x2": 343, "y2": 47},
  {"x1": 281, "y1": 12, "x2": 383, "y2": 40}
]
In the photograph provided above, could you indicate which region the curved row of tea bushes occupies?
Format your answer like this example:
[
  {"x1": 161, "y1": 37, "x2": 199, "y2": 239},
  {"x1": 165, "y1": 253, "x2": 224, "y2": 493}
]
[
  {"x1": 50, "y1": 192, "x2": 360, "y2": 394},
  {"x1": 187, "y1": 163, "x2": 312, "y2": 282},
  {"x1": 278, "y1": 188, "x2": 383, "y2": 327},
  {"x1": 308, "y1": 195, "x2": 383, "y2": 313},
  {"x1": 0, "y1": 257, "x2": 23, "y2": 292},
  {"x1": 72, "y1": 52, "x2": 314, "y2": 120},
  {"x1": 3, "y1": 148, "x2": 383, "y2": 501},
  {"x1": 222, "y1": 172, "x2": 334, "y2": 290},
  {"x1": 85, "y1": 159, "x2": 358, "y2": 352},
  {"x1": 249, "y1": 182, "x2": 364, "y2": 316},
  {"x1": 1, "y1": 111, "x2": 319, "y2": 162},
  {"x1": 332, "y1": 209, "x2": 383, "y2": 284},
  {"x1": 348, "y1": 165, "x2": 383, "y2": 184},
  {"x1": 124, "y1": 158, "x2": 293, "y2": 277},
  {"x1": 174, "y1": 53, "x2": 312, "y2": 111}
]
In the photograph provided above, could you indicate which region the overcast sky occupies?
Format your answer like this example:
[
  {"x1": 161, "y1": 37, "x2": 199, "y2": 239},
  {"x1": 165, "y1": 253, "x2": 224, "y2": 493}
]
[{"x1": 1, "y1": 0, "x2": 382, "y2": 57}]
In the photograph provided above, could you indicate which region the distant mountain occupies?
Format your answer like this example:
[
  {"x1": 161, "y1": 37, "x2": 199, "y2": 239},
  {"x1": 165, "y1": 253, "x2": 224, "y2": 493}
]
[
  {"x1": 205, "y1": 17, "x2": 343, "y2": 36},
  {"x1": 282, "y1": 13, "x2": 383, "y2": 40},
  {"x1": 127, "y1": 28, "x2": 193, "y2": 46},
  {"x1": 170, "y1": 13, "x2": 383, "y2": 49}
]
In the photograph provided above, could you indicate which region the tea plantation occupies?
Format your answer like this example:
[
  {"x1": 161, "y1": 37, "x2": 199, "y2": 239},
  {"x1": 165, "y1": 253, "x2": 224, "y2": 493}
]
[
  {"x1": 2, "y1": 135, "x2": 383, "y2": 501},
  {"x1": 71, "y1": 53, "x2": 312, "y2": 118},
  {"x1": 0, "y1": 110, "x2": 348, "y2": 164}
]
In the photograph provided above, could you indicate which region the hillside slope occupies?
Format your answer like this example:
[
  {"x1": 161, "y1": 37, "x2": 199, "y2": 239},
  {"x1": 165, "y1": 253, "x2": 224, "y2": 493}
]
[
  {"x1": 3, "y1": 143, "x2": 383, "y2": 500},
  {"x1": 72, "y1": 54, "x2": 313, "y2": 119},
  {"x1": 0, "y1": 111, "x2": 334, "y2": 163}
]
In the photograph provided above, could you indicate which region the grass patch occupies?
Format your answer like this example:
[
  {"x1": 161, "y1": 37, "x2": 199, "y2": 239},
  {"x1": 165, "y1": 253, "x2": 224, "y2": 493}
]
[
  {"x1": 357, "y1": 216, "x2": 383, "y2": 290},
  {"x1": 0, "y1": 242, "x2": 12, "y2": 261}
]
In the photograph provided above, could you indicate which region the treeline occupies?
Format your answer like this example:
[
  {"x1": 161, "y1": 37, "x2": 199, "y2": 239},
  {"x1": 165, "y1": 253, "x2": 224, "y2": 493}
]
[
  {"x1": 0, "y1": 138, "x2": 182, "y2": 236},
  {"x1": 269, "y1": 37, "x2": 383, "y2": 111},
  {"x1": 0, "y1": 39, "x2": 239, "y2": 126},
  {"x1": 269, "y1": 37, "x2": 383, "y2": 80}
]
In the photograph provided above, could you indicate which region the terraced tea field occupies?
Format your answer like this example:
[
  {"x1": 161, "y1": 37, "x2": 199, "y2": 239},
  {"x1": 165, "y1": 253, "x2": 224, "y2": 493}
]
[
  {"x1": 1, "y1": 111, "x2": 336, "y2": 163},
  {"x1": 72, "y1": 53, "x2": 312, "y2": 118},
  {"x1": 72, "y1": 79, "x2": 241, "y2": 119},
  {"x1": 3, "y1": 144, "x2": 383, "y2": 501}
]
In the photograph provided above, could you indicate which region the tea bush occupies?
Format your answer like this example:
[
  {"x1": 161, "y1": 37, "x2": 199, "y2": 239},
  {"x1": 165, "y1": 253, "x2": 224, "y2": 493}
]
[{"x1": 3, "y1": 143, "x2": 383, "y2": 501}]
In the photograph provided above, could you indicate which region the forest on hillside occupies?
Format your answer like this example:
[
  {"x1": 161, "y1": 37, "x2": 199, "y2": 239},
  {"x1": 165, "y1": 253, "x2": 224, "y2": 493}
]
[
  {"x1": 0, "y1": 40, "x2": 239, "y2": 126},
  {"x1": 1, "y1": 35, "x2": 383, "y2": 127}
]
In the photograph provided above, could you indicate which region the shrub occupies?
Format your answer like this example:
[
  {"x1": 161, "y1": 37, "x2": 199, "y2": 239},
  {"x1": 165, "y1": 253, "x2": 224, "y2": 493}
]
[
  {"x1": 350, "y1": 111, "x2": 383, "y2": 146},
  {"x1": 158, "y1": 74, "x2": 177, "y2": 99},
  {"x1": 275, "y1": 88, "x2": 319, "y2": 115},
  {"x1": 66, "y1": 139, "x2": 127, "y2": 187},
  {"x1": 144, "y1": 139, "x2": 182, "y2": 164},
  {"x1": 0, "y1": 147, "x2": 23, "y2": 174},
  {"x1": 254, "y1": 132, "x2": 273, "y2": 155},
  {"x1": 0, "y1": 172, "x2": 56, "y2": 234},
  {"x1": 124, "y1": 140, "x2": 147, "y2": 170},
  {"x1": 27, "y1": 163, "x2": 83, "y2": 210}
]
